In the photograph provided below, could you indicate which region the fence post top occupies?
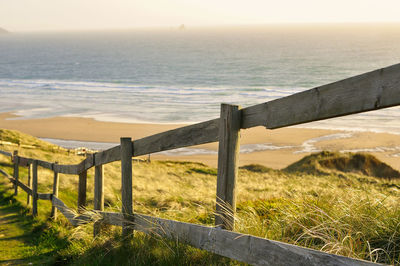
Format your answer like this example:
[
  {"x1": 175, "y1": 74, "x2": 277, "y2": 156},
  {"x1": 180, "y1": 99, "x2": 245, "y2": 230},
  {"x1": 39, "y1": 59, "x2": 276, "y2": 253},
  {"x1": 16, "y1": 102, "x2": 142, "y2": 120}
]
[
  {"x1": 220, "y1": 103, "x2": 240, "y2": 108},
  {"x1": 120, "y1": 137, "x2": 132, "y2": 145},
  {"x1": 12, "y1": 150, "x2": 19, "y2": 163}
]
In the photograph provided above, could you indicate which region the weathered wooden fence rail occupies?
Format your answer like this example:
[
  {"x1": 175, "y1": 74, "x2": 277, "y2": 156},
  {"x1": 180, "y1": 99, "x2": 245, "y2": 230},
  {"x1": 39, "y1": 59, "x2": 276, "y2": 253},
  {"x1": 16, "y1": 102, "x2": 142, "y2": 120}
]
[{"x1": 1, "y1": 63, "x2": 399, "y2": 265}]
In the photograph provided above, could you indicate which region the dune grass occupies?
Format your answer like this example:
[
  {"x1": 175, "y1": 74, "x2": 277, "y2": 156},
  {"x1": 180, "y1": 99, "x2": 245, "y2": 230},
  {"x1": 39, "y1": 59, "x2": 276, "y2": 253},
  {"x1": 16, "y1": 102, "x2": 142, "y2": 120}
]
[{"x1": 0, "y1": 129, "x2": 400, "y2": 264}]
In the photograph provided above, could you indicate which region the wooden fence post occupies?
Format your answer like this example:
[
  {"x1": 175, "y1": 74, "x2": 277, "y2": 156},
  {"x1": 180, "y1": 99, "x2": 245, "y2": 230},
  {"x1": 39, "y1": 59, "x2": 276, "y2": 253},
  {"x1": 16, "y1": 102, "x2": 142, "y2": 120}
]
[
  {"x1": 27, "y1": 163, "x2": 32, "y2": 205},
  {"x1": 50, "y1": 162, "x2": 59, "y2": 220},
  {"x1": 32, "y1": 160, "x2": 38, "y2": 217},
  {"x1": 93, "y1": 164, "x2": 104, "y2": 237},
  {"x1": 121, "y1": 137, "x2": 133, "y2": 237},
  {"x1": 215, "y1": 104, "x2": 241, "y2": 230},
  {"x1": 77, "y1": 161, "x2": 88, "y2": 213},
  {"x1": 13, "y1": 150, "x2": 19, "y2": 196}
]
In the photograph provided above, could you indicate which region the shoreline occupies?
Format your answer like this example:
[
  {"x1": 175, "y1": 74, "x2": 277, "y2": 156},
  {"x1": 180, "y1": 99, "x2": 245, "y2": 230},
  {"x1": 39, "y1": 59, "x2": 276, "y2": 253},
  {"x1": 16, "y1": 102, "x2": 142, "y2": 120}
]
[{"x1": 1, "y1": 112, "x2": 400, "y2": 170}]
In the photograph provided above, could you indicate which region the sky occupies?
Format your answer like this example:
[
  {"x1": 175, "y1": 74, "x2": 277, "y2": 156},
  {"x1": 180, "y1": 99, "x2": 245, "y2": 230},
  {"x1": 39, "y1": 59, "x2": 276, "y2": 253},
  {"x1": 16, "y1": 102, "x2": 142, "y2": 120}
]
[{"x1": 1, "y1": 0, "x2": 400, "y2": 32}]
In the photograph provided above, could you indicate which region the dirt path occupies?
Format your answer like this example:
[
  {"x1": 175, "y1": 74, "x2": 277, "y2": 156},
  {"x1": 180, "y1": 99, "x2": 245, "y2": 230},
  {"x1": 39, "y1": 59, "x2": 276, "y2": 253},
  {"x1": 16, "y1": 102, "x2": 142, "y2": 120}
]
[
  {"x1": 0, "y1": 181, "x2": 52, "y2": 265},
  {"x1": 0, "y1": 204, "x2": 28, "y2": 265},
  {"x1": 0, "y1": 181, "x2": 37, "y2": 265}
]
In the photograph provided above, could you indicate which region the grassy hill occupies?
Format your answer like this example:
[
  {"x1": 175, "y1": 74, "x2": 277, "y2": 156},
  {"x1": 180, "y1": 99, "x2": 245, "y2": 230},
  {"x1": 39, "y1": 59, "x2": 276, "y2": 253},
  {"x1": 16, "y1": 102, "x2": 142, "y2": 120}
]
[{"x1": 0, "y1": 129, "x2": 399, "y2": 264}]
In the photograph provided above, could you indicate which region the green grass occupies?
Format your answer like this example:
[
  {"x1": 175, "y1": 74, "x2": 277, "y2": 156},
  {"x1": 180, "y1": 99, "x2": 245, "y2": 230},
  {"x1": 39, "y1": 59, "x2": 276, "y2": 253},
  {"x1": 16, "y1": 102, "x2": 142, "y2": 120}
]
[
  {"x1": 1, "y1": 129, "x2": 400, "y2": 264},
  {"x1": 0, "y1": 180, "x2": 69, "y2": 265},
  {"x1": 0, "y1": 179, "x2": 239, "y2": 265}
]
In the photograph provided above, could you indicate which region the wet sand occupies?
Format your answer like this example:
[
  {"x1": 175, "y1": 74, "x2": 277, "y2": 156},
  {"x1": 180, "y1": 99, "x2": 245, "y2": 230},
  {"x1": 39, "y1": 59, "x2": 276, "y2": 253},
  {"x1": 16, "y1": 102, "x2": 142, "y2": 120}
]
[{"x1": 1, "y1": 112, "x2": 400, "y2": 170}]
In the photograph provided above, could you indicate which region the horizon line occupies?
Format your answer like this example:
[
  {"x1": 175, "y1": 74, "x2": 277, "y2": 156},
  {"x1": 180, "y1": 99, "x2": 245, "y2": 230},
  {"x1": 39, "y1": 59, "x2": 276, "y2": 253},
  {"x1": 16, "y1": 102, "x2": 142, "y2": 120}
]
[{"x1": 6, "y1": 21, "x2": 400, "y2": 33}]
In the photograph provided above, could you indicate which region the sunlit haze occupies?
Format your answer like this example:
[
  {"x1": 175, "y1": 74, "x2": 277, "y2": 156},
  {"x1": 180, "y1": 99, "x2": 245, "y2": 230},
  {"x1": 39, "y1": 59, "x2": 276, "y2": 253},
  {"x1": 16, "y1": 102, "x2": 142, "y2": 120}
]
[{"x1": 1, "y1": 0, "x2": 400, "y2": 32}]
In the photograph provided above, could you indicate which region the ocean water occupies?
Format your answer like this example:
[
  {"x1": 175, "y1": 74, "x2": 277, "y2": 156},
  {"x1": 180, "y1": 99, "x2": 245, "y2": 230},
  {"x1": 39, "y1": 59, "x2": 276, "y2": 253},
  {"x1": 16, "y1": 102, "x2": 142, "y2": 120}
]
[{"x1": 1, "y1": 24, "x2": 400, "y2": 132}]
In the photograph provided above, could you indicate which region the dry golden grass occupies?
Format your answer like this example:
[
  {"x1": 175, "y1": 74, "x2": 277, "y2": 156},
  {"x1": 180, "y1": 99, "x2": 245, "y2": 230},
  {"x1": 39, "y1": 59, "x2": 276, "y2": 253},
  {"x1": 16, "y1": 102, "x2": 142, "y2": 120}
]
[{"x1": 1, "y1": 128, "x2": 400, "y2": 264}]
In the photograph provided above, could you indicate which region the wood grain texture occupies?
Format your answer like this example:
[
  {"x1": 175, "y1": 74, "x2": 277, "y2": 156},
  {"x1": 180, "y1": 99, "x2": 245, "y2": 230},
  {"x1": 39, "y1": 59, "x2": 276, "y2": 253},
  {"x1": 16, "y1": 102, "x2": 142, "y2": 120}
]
[
  {"x1": 97, "y1": 211, "x2": 123, "y2": 226},
  {"x1": 15, "y1": 178, "x2": 32, "y2": 195},
  {"x1": 17, "y1": 156, "x2": 79, "y2": 174},
  {"x1": 52, "y1": 196, "x2": 95, "y2": 226},
  {"x1": 53, "y1": 164, "x2": 79, "y2": 175},
  {"x1": 133, "y1": 119, "x2": 219, "y2": 156},
  {"x1": 37, "y1": 193, "x2": 52, "y2": 200},
  {"x1": 93, "y1": 164, "x2": 104, "y2": 236},
  {"x1": 0, "y1": 150, "x2": 12, "y2": 157},
  {"x1": 18, "y1": 155, "x2": 87, "y2": 175},
  {"x1": 15, "y1": 156, "x2": 65, "y2": 173},
  {"x1": 215, "y1": 104, "x2": 241, "y2": 230},
  {"x1": 94, "y1": 165, "x2": 104, "y2": 211},
  {"x1": 16, "y1": 157, "x2": 50, "y2": 170},
  {"x1": 37, "y1": 159, "x2": 53, "y2": 170},
  {"x1": 50, "y1": 162, "x2": 59, "y2": 219},
  {"x1": 86, "y1": 153, "x2": 94, "y2": 169},
  {"x1": 121, "y1": 137, "x2": 133, "y2": 237},
  {"x1": 97, "y1": 212, "x2": 375, "y2": 266},
  {"x1": 13, "y1": 151, "x2": 19, "y2": 195},
  {"x1": 14, "y1": 152, "x2": 113, "y2": 175},
  {"x1": 94, "y1": 145, "x2": 121, "y2": 166},
  {"x1": 27, "y1": 164, "x2": 32, "y2": 205},
  {"x1": 52, "y1": 196, "x2": 78, "y2": 226},
  {"x1": 0, "y1": 168, "x2": 14, "y2": 182},
  {"x1": 76, "y1": 153, "x2": 97, "y2": 173},
  {"x1": 76, "y1": 159, "x2": 87, "y2": 174},
  {"x1": 17, "y1": 156, "x2": 52, "y2": 170},
  {"x1": 77, "y1": 170, "x2": 87, "y2": 213},
  {"x1": 51, "y1": 206, "x2": 379, "y2": 265},
  {"x1": 17, "y1": 156, "x2": 31, "y2": 167},
  {"x1": 32, "y1": 160, "x2": 38, "y2": 217},
  {"x1": 241, "y1": 63, "x2": 400, "y2": 129}
]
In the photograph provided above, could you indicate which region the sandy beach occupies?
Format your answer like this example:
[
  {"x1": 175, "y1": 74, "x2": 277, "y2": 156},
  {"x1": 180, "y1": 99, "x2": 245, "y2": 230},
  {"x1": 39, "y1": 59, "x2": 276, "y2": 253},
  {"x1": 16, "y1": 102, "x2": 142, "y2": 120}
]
[{"x1": 1, "y1": 112, "x2": 400, "y2": 170}]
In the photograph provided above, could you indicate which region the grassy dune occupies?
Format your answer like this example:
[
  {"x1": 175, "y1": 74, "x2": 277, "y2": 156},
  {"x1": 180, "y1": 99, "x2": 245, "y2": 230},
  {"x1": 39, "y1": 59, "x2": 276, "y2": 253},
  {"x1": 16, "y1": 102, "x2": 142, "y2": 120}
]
[{"x1": 0, "y1": 129, "x2": 400, "y2": 265}]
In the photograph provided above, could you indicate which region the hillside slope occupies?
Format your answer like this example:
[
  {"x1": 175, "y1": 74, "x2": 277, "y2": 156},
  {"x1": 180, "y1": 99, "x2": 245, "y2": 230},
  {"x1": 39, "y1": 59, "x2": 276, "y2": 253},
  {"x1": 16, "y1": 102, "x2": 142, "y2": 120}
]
[
  {"x1": 285, "y1": 151, "x2": 400, "y2": 179},
  {"x1": 0, "y1": 129, "x2": 400, "y2": 264}
]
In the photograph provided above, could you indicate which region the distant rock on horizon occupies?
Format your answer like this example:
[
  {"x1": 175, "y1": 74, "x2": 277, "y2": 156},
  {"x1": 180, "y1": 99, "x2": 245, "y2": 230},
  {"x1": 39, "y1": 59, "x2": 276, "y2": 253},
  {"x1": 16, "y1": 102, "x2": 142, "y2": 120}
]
[{"x1": 0, "y1": 27, "x2": 9, "y2": 34}]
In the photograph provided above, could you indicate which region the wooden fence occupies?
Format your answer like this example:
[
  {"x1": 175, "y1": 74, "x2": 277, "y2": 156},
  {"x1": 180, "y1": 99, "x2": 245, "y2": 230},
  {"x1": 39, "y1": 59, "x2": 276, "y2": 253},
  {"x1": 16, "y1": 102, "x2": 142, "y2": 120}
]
[{"x1": 1, "y1": 63, "x2": 400, "y2": 265}]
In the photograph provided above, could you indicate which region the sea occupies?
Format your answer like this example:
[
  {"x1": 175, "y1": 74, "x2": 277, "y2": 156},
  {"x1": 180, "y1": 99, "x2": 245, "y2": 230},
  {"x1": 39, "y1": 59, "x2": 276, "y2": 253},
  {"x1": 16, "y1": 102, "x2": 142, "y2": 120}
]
[{"x1": 1, "y1": 24, "x2": 400, "y2": 136}]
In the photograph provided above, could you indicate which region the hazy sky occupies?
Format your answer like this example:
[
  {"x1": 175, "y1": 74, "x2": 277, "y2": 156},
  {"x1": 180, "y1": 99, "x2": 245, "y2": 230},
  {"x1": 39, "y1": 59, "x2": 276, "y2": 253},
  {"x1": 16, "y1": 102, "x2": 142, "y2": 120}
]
[{"x1": 1, "y1": 0, "x2": 400, "y2": 32}]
